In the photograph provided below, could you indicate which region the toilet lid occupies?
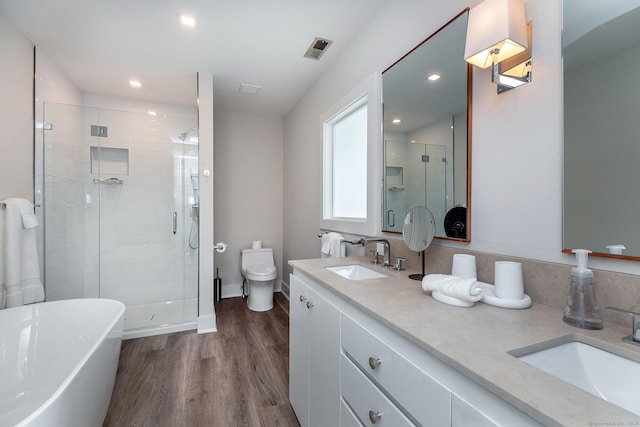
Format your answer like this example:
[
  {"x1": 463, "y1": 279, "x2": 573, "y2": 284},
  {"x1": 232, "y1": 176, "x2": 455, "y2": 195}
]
[{"x1": 246, "y1": 264, "x2": 276, "y2": 276}]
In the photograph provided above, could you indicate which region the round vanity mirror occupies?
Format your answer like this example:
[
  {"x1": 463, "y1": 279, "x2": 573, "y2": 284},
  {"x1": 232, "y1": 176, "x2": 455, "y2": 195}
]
[{"x1": 402, "y1": 206, "x2": 436, "y2": 281}]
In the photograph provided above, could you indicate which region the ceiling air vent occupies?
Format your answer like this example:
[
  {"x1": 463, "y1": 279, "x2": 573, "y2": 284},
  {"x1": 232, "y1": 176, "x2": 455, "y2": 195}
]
[{"x1": 304, "y1": 37, "x2": 333, "y2": 60}]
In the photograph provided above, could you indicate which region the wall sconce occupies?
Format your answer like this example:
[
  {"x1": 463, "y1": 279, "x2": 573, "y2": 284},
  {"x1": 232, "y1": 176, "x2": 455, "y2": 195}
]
[{"x1": 464, "y1": 0, "x2": 533, "y2": 94}]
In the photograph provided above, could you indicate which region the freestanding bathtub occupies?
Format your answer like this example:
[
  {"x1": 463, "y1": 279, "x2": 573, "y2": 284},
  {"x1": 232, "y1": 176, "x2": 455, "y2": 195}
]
[{"x1": 0, "y1": 298, "x2": 125, "y2": 427}]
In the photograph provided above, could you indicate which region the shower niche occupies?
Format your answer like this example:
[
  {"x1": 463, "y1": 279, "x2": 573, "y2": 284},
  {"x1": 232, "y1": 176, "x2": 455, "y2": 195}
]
[{"x1": 90, "y1": 146, "x2": 129, "y2": 175}]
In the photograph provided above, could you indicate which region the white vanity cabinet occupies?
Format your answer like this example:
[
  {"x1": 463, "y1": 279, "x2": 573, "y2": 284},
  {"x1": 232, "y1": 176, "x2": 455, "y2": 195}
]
[
  {"x1": 289, "y1": 274, "x2": 341, "y2": 427},
  {"x1": 289, "y1": 270, "x2": 543, "y2": 427}
]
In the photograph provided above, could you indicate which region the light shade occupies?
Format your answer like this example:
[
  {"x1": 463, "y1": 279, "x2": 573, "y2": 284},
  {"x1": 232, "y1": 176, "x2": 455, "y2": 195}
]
[{"x1": 464, "y1": 0, "x2": 528, "y2": 69}]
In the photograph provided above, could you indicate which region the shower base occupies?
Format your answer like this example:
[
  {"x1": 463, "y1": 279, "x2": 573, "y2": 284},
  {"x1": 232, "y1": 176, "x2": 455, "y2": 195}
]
[{"x1": 123, "y1": 298, "x2": 198, "y2": 339}]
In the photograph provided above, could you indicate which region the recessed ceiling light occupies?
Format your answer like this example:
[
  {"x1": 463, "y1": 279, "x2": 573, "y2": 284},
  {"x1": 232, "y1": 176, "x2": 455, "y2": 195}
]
[
  {"x1": 427, "y1": 73, "x2": 441, "y2": 81},
  {"x1": 179, "y1": 14, "x2": 197, "y2": 28},
  {"x1": 239, "y1": 83, "x2": 261, "y2": 95},
  {"x1": 392, "y1": 118, "x2": 401, "y2": 124},
  {"x1": 129, "y1": 80, "x2": 142, "y2": 88},
  {"x1": 148, "y1": 110, "x2": 157, "y2": 116}
]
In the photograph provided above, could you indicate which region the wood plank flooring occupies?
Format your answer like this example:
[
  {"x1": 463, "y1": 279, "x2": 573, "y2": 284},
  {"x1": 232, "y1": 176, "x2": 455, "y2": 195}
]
[{"x1": 103, "y1": 294, "x2": 300, "y2": 427}]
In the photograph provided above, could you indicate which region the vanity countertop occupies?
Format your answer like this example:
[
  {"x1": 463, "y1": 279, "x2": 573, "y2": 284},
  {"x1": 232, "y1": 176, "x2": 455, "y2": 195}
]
[{"x1": 289, "y1": 256, "x2": 640, "y2": 426}]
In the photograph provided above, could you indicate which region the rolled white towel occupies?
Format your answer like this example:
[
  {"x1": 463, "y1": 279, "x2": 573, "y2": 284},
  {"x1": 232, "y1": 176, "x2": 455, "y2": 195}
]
[{"x1": 422, "y1": 274, "x2": 483, "y2": 302}]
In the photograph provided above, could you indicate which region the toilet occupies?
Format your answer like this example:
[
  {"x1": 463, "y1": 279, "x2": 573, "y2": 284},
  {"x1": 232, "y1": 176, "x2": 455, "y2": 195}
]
[{"x1": 241, "y1": 248, "x2": 277, "y2": 311}]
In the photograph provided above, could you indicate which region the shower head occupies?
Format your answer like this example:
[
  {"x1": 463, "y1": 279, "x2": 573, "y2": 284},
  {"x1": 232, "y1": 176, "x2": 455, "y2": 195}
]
[{"x1": 178, "y1": 127, "x2": 198, "y2": 142}]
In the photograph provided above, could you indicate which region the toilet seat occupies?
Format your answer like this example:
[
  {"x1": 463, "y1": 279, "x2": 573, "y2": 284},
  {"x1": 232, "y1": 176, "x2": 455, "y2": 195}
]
[{"x1": 245, "y1": 264, "x2": 277, "y2": 281}]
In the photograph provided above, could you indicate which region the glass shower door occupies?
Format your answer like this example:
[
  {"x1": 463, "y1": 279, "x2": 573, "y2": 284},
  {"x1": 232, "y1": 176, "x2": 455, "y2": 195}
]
[
  {"x1": 94, "y1": 108, "x2": 197, "y2": 331},
  {"x1": 42, "y1": 102, "x2": 199, "y2": 335}
]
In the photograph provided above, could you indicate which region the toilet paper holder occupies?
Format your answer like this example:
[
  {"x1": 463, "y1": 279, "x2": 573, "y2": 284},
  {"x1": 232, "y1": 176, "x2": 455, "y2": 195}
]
[{"x1": 214, "y1": 242, "x2": 228, "y2": 253}]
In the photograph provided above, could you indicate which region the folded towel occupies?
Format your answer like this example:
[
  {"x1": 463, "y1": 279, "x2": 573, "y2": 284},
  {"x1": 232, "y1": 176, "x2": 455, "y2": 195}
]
[
  {"x1": 321, "y1": 232, "x2": 345, "y2": 258},
  {"x1": 422, "y1": 274, "x2": 483, "y2": 302}
]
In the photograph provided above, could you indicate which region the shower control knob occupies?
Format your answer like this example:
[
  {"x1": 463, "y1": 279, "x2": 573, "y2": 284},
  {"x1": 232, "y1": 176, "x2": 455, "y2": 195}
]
[
  {"x1": 306, "y1": 300, "x2": 315, "y2": 309},
  {"x1": 299, "y1": 295, "x2": 307, "y2": 303}
]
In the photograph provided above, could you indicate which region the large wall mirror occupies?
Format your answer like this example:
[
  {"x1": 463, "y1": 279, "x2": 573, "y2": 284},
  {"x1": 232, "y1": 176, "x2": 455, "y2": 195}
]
[
  {"x1": 563, "y1": 0, "x2": 640, "y2": 260},
  {"x1": 381, "y1": 10, "x2": 471, "y2": 241}
]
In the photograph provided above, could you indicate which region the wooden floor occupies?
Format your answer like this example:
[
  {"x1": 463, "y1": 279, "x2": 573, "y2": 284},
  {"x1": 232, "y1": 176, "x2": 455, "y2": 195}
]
[{"x1": 104, "y1": 294, "x2": 300, "y2": 427}]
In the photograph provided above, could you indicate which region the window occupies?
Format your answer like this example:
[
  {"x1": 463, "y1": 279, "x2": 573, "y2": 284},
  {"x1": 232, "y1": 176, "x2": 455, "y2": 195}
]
[
  {"x1": 321, "y1": 74, "x2": 381, "y2": 236},
  {"x1": 325, "y1": 96, "x2": 367, "y2": 219}
]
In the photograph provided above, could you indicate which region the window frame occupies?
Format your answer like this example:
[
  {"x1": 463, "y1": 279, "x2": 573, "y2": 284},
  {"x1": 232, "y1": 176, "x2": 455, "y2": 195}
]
[{"x1": 321, "y1": 73, "x2": 381, "y2": 236}]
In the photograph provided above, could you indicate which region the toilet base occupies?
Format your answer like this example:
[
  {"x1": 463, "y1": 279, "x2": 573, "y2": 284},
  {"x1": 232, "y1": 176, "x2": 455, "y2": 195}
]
[{"x1": 247, "y1": 279, "x2": 274, "y2": 312}]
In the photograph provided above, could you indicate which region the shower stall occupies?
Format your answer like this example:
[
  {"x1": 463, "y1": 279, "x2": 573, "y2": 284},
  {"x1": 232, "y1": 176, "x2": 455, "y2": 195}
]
[{"x1": 36, "y1": 102, "x2": 199, "y2": 338}]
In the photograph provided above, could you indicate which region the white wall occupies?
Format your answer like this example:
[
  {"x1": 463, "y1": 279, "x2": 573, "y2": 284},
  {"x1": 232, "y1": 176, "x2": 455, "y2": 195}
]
[
  {"x1": 35, "y1": 48, "x2": 83, "y2": 108},
  {"x1": 214, "y1": 110, "x2": 284, "y2": 296},
  {"x1": 283, "y1": 0, "x2": 640, "y2": 276},
  {"x1": 283, "y1": 1, "x2": 474, "y2": 276},
  {"x1": 198, "y1": 72, "x2": 216, "y2": 332},
  {"x1": 0, "y1": 15, "x2": 33, "y2": 201}
]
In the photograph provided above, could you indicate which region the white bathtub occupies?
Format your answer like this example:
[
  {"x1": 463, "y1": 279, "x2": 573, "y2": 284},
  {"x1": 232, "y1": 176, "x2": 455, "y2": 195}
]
[{"x1": 0, "y1": 298, "x2": 125, "y2": 427}]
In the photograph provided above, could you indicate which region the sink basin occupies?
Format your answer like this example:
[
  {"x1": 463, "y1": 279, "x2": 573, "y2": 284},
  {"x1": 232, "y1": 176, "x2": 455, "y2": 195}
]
[
  {"x1": 326, "y1": 265, "x2": 388, "y2": 280},
  {"x1": 516, "y1": 341, "x2": 640, "y2": 415}
]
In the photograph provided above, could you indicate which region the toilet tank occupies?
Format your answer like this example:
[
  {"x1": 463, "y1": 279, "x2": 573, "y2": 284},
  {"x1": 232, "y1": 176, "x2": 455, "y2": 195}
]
[{"x1": 241, "y1": 248, "x2": 274, "y2": 269}]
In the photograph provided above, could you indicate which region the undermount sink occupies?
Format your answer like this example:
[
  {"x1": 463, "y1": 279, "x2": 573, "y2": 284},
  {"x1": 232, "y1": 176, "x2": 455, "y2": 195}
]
[
  {"x1": 515, "y1": 340, "x2": 640, "y2": 416},
  {"x1": 326, "y1": 264, "x2": 388, "y2": 280}
]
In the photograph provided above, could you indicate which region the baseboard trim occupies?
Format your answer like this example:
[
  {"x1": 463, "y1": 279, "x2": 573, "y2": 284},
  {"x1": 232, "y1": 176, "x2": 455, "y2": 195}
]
[{"x1": 197, "y1": 314, "x2": 217, "y2": 334}]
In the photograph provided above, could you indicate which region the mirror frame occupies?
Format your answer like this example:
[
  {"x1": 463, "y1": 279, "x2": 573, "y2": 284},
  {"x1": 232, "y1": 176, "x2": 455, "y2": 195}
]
[{"x1": 381, "y1": 9, "x2": 472, "y2": 242}]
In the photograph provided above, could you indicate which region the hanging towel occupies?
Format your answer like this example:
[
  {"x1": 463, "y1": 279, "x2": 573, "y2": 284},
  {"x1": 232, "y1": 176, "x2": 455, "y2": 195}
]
[
  {"x1": 421, "y1": 274, "x2": 483, "y2": 302},
  {"x1": 321, "y1": 232, "x2": 345, "y2": 258},
  {"x1": 1, "y1": 198, "x2": 45, "y2": 308}
]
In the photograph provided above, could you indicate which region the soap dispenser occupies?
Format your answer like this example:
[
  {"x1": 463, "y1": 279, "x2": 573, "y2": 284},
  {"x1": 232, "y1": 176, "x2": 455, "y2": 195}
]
[{"x1": 563, "y1": 249, "x2": 603, "y2": 330}]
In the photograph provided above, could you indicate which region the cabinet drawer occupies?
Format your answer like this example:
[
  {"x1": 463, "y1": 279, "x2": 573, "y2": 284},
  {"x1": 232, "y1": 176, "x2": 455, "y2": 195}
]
[
  {"x1": 451, "y1": 392, "x2": 543, "y2": 427},
  {"x1": 341, "y1": 313, "x2": 451, "y2": 426},
  {"x1": 341, "y1": 398, "x2": 365, "y2": 427},
  {"x1": 341, "y1": 354, "x2": 415, "y2": 427}
]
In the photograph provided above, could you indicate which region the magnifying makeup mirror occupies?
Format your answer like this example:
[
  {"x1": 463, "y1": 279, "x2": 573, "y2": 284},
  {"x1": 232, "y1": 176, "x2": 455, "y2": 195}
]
[{"x1": 402, "y1": 206, "x2": 436, "y2": 281}]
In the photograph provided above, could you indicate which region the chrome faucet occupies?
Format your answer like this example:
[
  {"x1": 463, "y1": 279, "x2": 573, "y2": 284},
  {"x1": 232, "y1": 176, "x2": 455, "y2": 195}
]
[
  {"x1": 363, "y1": 238, "x2": 391, "y2": 267},
  {"x1": 605, "y1": 306, "x2": 640, "y2": 345}
]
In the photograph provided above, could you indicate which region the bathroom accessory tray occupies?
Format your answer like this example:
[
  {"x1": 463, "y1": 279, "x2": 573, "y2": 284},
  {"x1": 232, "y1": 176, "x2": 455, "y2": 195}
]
[{"x1": 477, "y1": 282, "x2": 531, "y2": 309}]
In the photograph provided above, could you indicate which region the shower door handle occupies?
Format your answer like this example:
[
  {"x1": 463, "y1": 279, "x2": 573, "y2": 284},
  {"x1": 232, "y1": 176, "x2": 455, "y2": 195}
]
[{"x1": 173, "y1": 212, "x2": 177, "y2": 234}]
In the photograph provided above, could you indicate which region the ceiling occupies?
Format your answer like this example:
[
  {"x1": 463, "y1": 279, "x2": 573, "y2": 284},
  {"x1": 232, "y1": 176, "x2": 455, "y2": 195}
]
[{"x1": 0, "y1": 0, "x2": 386, "y2": 116}]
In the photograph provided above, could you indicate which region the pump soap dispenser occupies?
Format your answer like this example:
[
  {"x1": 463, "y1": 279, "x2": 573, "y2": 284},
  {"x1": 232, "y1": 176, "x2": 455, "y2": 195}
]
[{"x1": 563, "y1": 249, "x2": 603, "y2": 330}]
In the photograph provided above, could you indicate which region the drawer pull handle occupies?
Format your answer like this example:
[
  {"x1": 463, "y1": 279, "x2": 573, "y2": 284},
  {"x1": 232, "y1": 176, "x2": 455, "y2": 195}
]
[
  {"x1": 368, "y1": 357, "x2": 382, "y2": 370},
  {"x1": 369, "y1": 410, "x2": 382, "y2": 424},
  {"x1": 306, "y1": 300, "x2": 315, "y2": 309}
]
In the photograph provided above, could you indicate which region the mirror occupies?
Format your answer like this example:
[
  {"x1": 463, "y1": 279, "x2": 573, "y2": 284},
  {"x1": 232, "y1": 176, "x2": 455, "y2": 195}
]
[
  {"x1": 403, "y1": 206, "x2": 436, "y2": 280},
  {"x1": 563, "y1": 1, "x2": 640, "y2": 260},
  {"x1": 382, "y1": 10, "x2": 471, "y2": 241}
]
